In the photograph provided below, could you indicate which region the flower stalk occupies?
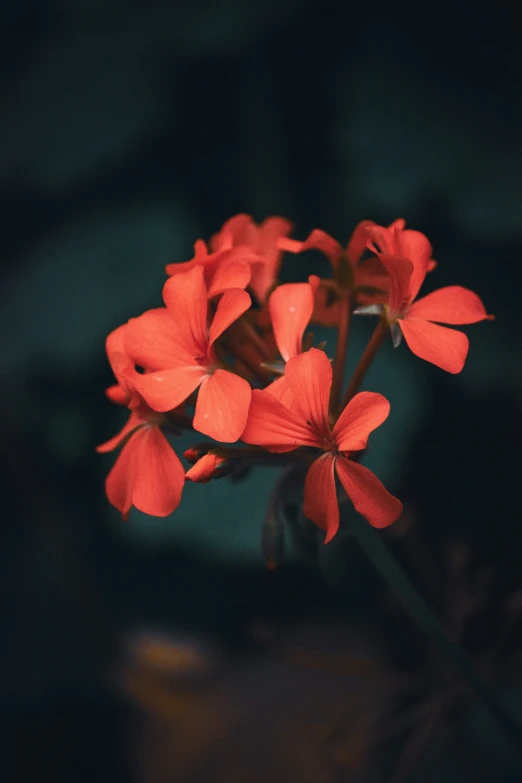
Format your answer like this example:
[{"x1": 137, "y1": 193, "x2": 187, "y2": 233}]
[
  {"x1": 349, "y1": 511, "x2": 522, "y2": 757},
  {"x1": 329, "y1": 293, "x2": 352, "y2": 417},
  {"x1": 341, "y1": 318, "x2": 388, "y2": 407}
]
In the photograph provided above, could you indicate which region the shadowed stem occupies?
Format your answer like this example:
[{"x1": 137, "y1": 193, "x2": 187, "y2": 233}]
[
  {"x1": 349, "y1": 513, "x2": 522, "y2": 760},
  {"x1": 329, "y1": 294, "x2": 352, "y2": 417},
  {"x1": 340, "y1": 318, "x2": 388, "y2": 408}
]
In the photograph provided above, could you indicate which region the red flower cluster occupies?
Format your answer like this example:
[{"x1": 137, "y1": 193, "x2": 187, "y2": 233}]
[{"x1": 98, "y1": 214, "x2": 492, "y2": 553}]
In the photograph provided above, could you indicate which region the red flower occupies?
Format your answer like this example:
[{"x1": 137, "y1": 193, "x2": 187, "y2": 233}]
[
  {"x1": 125, "y1": 265, "x2": 252, "y2": 442},
  {"x1": 210, "y1": 214, "x2": 293, "y2": 303},
  {"x1": 361, "y1": 224, "x2": 494, "y2": 373},
  {"x1": 241, "y1": 348, "x2": 402, "y2": 542},
  {"x1": 97, "y1": 326, "x2": 185, "y2": 519}
]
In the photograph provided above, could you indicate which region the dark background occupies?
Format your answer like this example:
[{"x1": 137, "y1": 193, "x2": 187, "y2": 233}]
[{"x1": 2, "y1": 1, "x2": 522, "y2": 781}]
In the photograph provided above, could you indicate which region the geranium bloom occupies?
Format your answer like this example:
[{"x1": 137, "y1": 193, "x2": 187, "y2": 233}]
[
  {"x1": 242, "y1": 348, "x2": 402, "y2": 542},
  {"x1": 124, "y1": 265, "x2": 252, "y2": 442},
  {"x1": 97, "y1": 326, "x2": 185, "y2": 519},
  {"x1": 210, "y1": 213, "x2": 293, "y2": 303},
  {"x1": 360, "y1": 227, "x2": 493, "y2": 373}
]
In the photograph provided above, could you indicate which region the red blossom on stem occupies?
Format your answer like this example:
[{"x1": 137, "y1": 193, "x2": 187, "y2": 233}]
[
  {"x1": 362, "y1": 222, "x2": 494, "y2": 373},
  {"x1": 241, "y1": 348, "x2": 403, "y2": 542},
  {"x1": 96, "y1": 326, "x2": 185, "y2": 519},
  {"x1": 125, "y1": 265, "x2": 252, "y2": 442}
]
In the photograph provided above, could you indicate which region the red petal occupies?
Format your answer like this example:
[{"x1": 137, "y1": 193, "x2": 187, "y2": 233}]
[
  {"x1": 332, "y1": 392, "x2": 390, "y2": 452},
  {"x1": 165, "y1": 240, "x2": 207, "y2": 275},
  {"x1": 210, "y1": 214, "x2": 256, "y2": 251},
  {"x1": 394, "y1": 229, "x2": 432, "y2": 300},
  {"x1": 135, "y1": 365, "x2": 205, "y2": 412},
  {"x1": 399, "y1": 317, "x2": 469, "y2": 373},
  {"x1": 105, "y1": 325, "x2": 139, "y2": 393},
  {"x1": 208, "y1": 289, "x2": 251, "y2": 346},
  {"x1": 97, "y1": 411, "x2": 145, "y2": 453},
  {"x1": 376, "y1": 254, "x2": 413, "y2": 315},
  {"x1": 250, "y1": 217, "x2": 293, "y2": 302},
  {"x1": 346, "y1": 220, "x2": 376, "y2": 263},
  {"x1": 105, "y1": 383, "x2": 128, "y2": 406},
  {"x1": 106, "y1": 324, "x2": 128, "y2": 358},
  {"x1": 279, "y1": 229, "x2": 342, "y2": 268},
  {"x1": 284, "y1": 348, "x2": 332, "y2": 437},
  {"x1": 407, "y1": 285, "x2": 493, "y2": 325},
  {"x1": 105, "y1": 425, "x2": 184, "y2": 518},
  {"x1": 207, "y1": 259, "x2": 252, "y2": 298},
  {"x1": 265, "y1": 376, "x2": 298, "y2": 412},
  {"x1": 193, "y1": 369, "x2": 251, "y2": 442},
  {"x1": 125, "y1": 308, "x2": 194, "y2": 371},
  {"x1": 335, "y1": 457, "x2": 402, "y2": 528},
  {"x1": 303, "y1": 453, "x2": 339, "y2": 543},
  {"x1": 269, "y1": 282, "x2": 314, "y2": 362},
  {"x1": 241, "y1": 389, "x2": 323, "y2": 451},
  {"x1": 162, "y1": 266, "x2": 208, "y2": 354}
]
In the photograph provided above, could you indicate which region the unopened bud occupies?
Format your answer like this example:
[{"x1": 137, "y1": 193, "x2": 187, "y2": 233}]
[{"x1": 185, "y1": 453, "x2": 226, "y2": 483}]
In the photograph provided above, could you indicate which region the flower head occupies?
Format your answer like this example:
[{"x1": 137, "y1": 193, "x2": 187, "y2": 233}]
[
  {"x1": 125, "y1": 265, "x2": 252, "y2": 442},
  {"x1": 242, "y1": 348, "x2": 402, "y2": 542},
  {"x1": 361, "y1": 223, "x2": 493, "y2": 373},
  {"x1": 97, "y1": 325, "x2": 185, "y2": 519}
]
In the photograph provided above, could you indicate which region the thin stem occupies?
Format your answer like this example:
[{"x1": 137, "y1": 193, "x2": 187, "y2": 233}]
[
  {"x1": 329, "y1": 294, "x2": 351, "y2": 416},
  {"x1": 340, "y1": 318, "x2": 388, "y2": 408},
  {"x1": 349, "y1": 513, "x2": 522, "y2": 760}
]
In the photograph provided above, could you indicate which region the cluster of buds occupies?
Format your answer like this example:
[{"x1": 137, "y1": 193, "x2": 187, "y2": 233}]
[{"x1": 97, "y1": 214, "x2": 493, "y2": 553}]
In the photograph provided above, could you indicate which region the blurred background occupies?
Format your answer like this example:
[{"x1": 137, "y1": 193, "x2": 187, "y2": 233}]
[{"x1": 2, "y1": 1, "x2": 522, "y2": 781}]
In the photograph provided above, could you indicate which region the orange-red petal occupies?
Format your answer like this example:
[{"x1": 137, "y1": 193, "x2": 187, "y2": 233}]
[
  {"x1": 125, "y1": 308, "x2": 194, "y2": 371},
  {"x1": 393, "y1": 228, "x2": 432, "y2": 300},
  {"x1": 303, "y1": 453, "x2": 339, "y2": 543},
  {"x1": 268, "y1": 282, "x2": 314, "y2": 362},
  {"x1": 279, "y1": 229, "x2": 342, "y2": 268},
  {"x1": 207, "y1": 259, "x2": 252, "y2": 298},
  {"x1": 407, "y1": 285, "x2": 493, "y2": 325},
  {"x1": 193, "y1": 369, "x2": 251, "y2": 442},
  {"x1": 284, "y1": 348, "x2": 332, "y2": 437},
  {"x1": 376, "y1": 254, "x2": 413, "y2": 315},
  {"x1": 105, "y1": 383, "x2": 128, "y2": 406},
  {"x1": 346, "y1": 220, "x2": 376, "y2": 263},
  {"x1": 105, "y1": 425, "x2": 185, "y2": 519},
  {"x1": 162, "y1": 266, "x2": 208, "y2": 354},
  {"x1": 208, "y1": 289, "x2": 251, "y2": 347},
  {"x1": 399, "y1": 317, "x2": 469, "y2": 374},
  {"x1": 241, "y1": 389, "x2": 323, "y2": 451},
  {"x1": 135, "y1": 365, "x2": 206, "y2": 412},
  {"x1": 96, "y1": 410, "x2": 145, "y2": 453},
  {"x1": 335, "y1": 456, "x2": 402, "y2": 529},
  {"x1": 265, "y1": 376, "x2": 297, "y2": 411},
  {"x1": 332, "y1": 392, "x2": 390, "y2": 452}
]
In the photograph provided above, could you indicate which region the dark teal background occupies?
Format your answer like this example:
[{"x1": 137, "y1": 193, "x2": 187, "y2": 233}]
[{"x1": 2, "y1": 1, "x2": 521, "y2": 780}]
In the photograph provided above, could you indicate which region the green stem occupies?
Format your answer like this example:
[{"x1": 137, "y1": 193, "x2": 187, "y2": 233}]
[
  {"x1": 329, "y1": 295, "x2": 352, "y2": 417},
  {"x1": 350, "y1": 513, "x2": 522, "y2": 758},
  {"x1": 340, "y1": 318, "x2": 388, "y2": 409}
]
